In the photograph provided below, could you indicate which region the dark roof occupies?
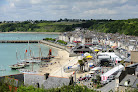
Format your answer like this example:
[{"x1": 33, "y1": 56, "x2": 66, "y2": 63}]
[
  {"x1": 136, "y1": 67, "x2": 138, "y2": 72},
  {"x1": 24, "y1": 73, "x2": 70, "y2": 89},
  {"x1": 132, "y1": 78, "x2": 138, "y2": 88},
  {"x1": 127, "y1": 63, "x2": 138, "y2": 68},
  {"x1": 72, "y1": 45, "x2": 91, "y2": 52},
  {"x1": 0, "y1": 73, "x2": 24, "y2": 87},
  {"x1": 0, "y1": 73, "x2": 24, "y2": 82},
  {"x1": 43, "y1": 76, "x2": 70, "y2": 89},
  {"x1": 119, "y1": 75, "x2": 137, "y2": 87}
]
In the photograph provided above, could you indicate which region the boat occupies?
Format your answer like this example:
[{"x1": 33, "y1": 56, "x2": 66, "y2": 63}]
[
  {"x1": 0, "y1": 69, "x2": 6, "y2": 71},
  {"x1": 9, "y1": 63, "x2": 25, "y2": 69},
  {"x1": 9, "y1": 50, "x2": 26, "y2": 69},
  {"x1": 41, "y1": 49, "x2": 54, "y2": 62},
  {"x1": 18, "y1": 69, "x2": 37, "y2": 74}
]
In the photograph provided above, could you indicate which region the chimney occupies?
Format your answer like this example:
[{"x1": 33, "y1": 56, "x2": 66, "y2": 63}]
[{"x1": 44, "y1": 73, "x2": 49, "y2": 80}]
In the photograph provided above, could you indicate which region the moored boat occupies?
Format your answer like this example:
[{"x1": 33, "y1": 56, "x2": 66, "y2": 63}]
[
  {"x1": 18, "y1": 69, "x2": 37, "y2": 74},
  {"x1": 9, "y1": 63, "x2": 25, "y2": 69}
]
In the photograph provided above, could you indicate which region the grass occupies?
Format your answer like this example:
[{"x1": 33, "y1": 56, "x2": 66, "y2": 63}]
[{"x1": 37, "y1": 21, "x2": 83, "y2": 26}]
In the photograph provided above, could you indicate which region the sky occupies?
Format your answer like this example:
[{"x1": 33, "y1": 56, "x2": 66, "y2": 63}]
[{"x1": 0, "y1": 0, "x2": 138, "y2": 21}]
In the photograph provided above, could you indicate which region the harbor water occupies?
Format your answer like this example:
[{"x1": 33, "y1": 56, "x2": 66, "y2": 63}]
[{"x1": 0, "y1": 33, "x2": 59, "y2": 76}]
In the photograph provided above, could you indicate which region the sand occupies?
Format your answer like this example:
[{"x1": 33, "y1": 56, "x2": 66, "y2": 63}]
[{"x1": 39, "y1": 45, "x2": 78, "y2": 77}]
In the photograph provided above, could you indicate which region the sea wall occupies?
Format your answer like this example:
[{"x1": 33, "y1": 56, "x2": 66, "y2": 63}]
[
  {"x1": 40, "y1": 40, "x2": 70, "y2": 53},
  {"x1": 40, "y1": 40, "x2": 82, "y2": 57}
]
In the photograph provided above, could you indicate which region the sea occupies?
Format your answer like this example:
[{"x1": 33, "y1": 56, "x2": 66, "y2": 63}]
[{"x1": 0, "y1": 33, "x2": 59, "y2": 76}]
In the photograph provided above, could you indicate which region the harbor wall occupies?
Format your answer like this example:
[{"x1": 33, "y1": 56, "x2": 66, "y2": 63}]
[
  {"x1": 40, "y1": 40, "x2": 83, "y2": 57},
  {"x1": 40, "y1": 40, "x2": 70, "y2": 53}
]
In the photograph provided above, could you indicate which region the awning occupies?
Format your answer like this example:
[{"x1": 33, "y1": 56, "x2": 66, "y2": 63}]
[
  {"x1": 86, "y1": 55, "x2": 93, "y2": 58},
  {"x1": 94, "y1": 49, "x2": 99, "y2": 52},
  {"x1": 73, "y1": 41, "x2": 81, "y2": 43},
  {"x1": 85, "y1": 44, "x2": 92, "y2": 45}
]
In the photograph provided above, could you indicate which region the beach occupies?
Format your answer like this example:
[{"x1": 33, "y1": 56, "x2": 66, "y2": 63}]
[{"x1": 39, "y1": 44, "x2": 78, "y2": 77}]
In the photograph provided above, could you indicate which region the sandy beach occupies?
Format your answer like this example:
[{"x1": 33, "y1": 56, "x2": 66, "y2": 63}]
[{"x1": 39, "y1": 44, "x2": 78, "y2": 77}]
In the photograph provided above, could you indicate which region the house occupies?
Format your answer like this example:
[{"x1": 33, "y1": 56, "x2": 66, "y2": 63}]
[
  {"x1": 71, "y1": 44, "x2": 92, "y2": 54},
  {"x1": 119, "y1": 75, "x2": 138, "y2": 92},
  {"x1": 24, "y1": 73, "x2": 71, "y2": 89},
  {"x1": 115, "y1": 63, "x2": 138, "y2": 91},
  {"x1": 0, "y1": 73, "x2": 71, "y2": 89},
  {"x1": 0, "y1": 73, "x2": 24, "y2": 87}
]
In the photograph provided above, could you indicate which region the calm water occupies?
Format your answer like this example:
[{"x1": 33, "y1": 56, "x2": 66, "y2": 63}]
[
  {"x1": 0, "y1": 33, "x2": 59, "y2": 76},
  {"x1": 0, "y1": 33, "x2": 58, "y2": 40}
]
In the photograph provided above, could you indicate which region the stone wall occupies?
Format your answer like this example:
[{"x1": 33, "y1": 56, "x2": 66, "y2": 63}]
[{"x1": 40, "y1": 40, "x2": 70, "y2": 53}]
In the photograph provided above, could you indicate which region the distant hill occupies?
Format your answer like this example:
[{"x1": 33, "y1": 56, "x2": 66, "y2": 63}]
[{"x1": 0, "y1": 18, "x2": 138, "y2": 36}]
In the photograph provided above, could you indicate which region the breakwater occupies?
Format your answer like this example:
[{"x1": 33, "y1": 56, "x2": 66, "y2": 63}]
[{"x1": 0, "y1": 40, "x2": 39, "y2": 43}]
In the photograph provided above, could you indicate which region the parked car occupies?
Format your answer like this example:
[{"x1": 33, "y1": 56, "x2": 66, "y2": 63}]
[
  {"x1": 86, "y1": 74, "x2": 93, "y2": 78},
  {"x1": 78, "y1": 77, "x2": 83, "y2": 81},
  {"x1": 78, "y1": 76, "x2": 90, "y2": 81}
]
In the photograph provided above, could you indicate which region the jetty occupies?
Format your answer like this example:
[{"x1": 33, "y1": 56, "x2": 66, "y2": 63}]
[{"x1": 0, "y1": 40, "x2": 39, "y2": 43}]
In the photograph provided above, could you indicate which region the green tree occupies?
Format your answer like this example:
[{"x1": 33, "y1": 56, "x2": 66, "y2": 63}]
[{"x1": 78, "y1": 60, "x2": 84, "y2": 71}]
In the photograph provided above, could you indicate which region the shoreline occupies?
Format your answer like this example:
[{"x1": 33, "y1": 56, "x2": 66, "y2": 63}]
[
  {"x1": 39, "y1": 42, "x2": 78, "y2": 77},
  {"x1": 1, "y1": 32, "x2": 61, "y2": 34}
]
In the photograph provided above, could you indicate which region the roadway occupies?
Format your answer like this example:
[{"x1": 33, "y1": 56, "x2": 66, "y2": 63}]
[{"x1": 99, "y1": 80, "x2": 115, "y2": 92}]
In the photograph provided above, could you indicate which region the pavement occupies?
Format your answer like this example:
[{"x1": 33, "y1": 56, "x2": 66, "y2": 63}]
[{"x1": 99, "y1": 80, "x2": 115, "y2": 92}]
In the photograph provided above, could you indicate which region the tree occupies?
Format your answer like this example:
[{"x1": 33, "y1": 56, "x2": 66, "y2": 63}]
[{"x1": 78, "y1": 60, "x2": 84, "y2": 71}]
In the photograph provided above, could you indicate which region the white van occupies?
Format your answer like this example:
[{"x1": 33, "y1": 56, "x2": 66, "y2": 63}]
[{"x1": 89, "y1": 67, "x2": 102, "y2": 74}]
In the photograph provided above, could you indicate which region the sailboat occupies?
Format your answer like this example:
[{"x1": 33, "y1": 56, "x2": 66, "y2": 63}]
[
  {"x1": 18, "y1": 59, "x2": 38, "y2": 74},
  {"x1": 41, "y1": 49, "x2": 54, "y2": 62},
  {"x1": 9, "y1": 50, "x2": 25, "y2": 69}
]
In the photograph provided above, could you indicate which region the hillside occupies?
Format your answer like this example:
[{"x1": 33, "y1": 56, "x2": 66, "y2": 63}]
[
  {"x1": 0, "y1": 18, "x2": 138, "y2": 36},
  {"x1": 0, "y1": 21, "x2": 83, "y2": 32}
]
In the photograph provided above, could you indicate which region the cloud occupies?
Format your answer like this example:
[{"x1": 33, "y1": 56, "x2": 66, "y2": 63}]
[
  {"x1": 0, "y1": 0, "x2": 137, "y2": 21},
  {"x1": 84, "y1": 8, "x2": 117, "y2": 15}
]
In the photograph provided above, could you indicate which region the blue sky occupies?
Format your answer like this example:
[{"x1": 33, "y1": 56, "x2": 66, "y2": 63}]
[{"x1": 0, "y1": 0, "x2": 138, "y2": 21}]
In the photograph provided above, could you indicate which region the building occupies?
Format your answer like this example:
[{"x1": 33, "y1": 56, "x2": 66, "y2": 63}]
[
  {"x1": 71, "y1": 44, "x2": 92, "y2": 54},
  {"x1": 0, "y1": 73, "x2": 71, "y2": 89},
  {"x1": 131, "y1": 51, "x2": 138, "y2": 63},
  {"x1": 24, "y1": 73, "x2": 71, "y2": 89},
  {"x1": 115, "y1": 63, "x2": 138, "y2": 91},
  {"x1": 119, "y1": 75, "x2": 138, "y2": 92}
]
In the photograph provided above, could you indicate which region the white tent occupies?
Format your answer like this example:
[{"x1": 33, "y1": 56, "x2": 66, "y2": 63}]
[
  {"x1": 98, "y1": 52, "x2": 121, "y2": 61},
  {"x1": 101, "y1": 64, "x2": 124, "y2": 81},
  {"x1": 84, "y1": 52, "x2": 90, "y2": 57},
  {"x1": 89, "y1": 67, "x2": 101, "y2": 74}
]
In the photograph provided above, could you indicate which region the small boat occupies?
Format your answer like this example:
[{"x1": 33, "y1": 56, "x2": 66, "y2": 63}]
[
  {"x1": 9, "y1": 63, "x2": 25, "y2": 69},
  {"x1": 0, "y1": 69, "x2": 6, "y2": 71},
  {"x1": 18, "y1": 69, "x2": 37, "y2": 74}
]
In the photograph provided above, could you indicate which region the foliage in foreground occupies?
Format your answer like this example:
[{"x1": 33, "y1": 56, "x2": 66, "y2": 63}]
[{"x1": 17, "y1": 85, "x2": 97, "y2": 92}]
